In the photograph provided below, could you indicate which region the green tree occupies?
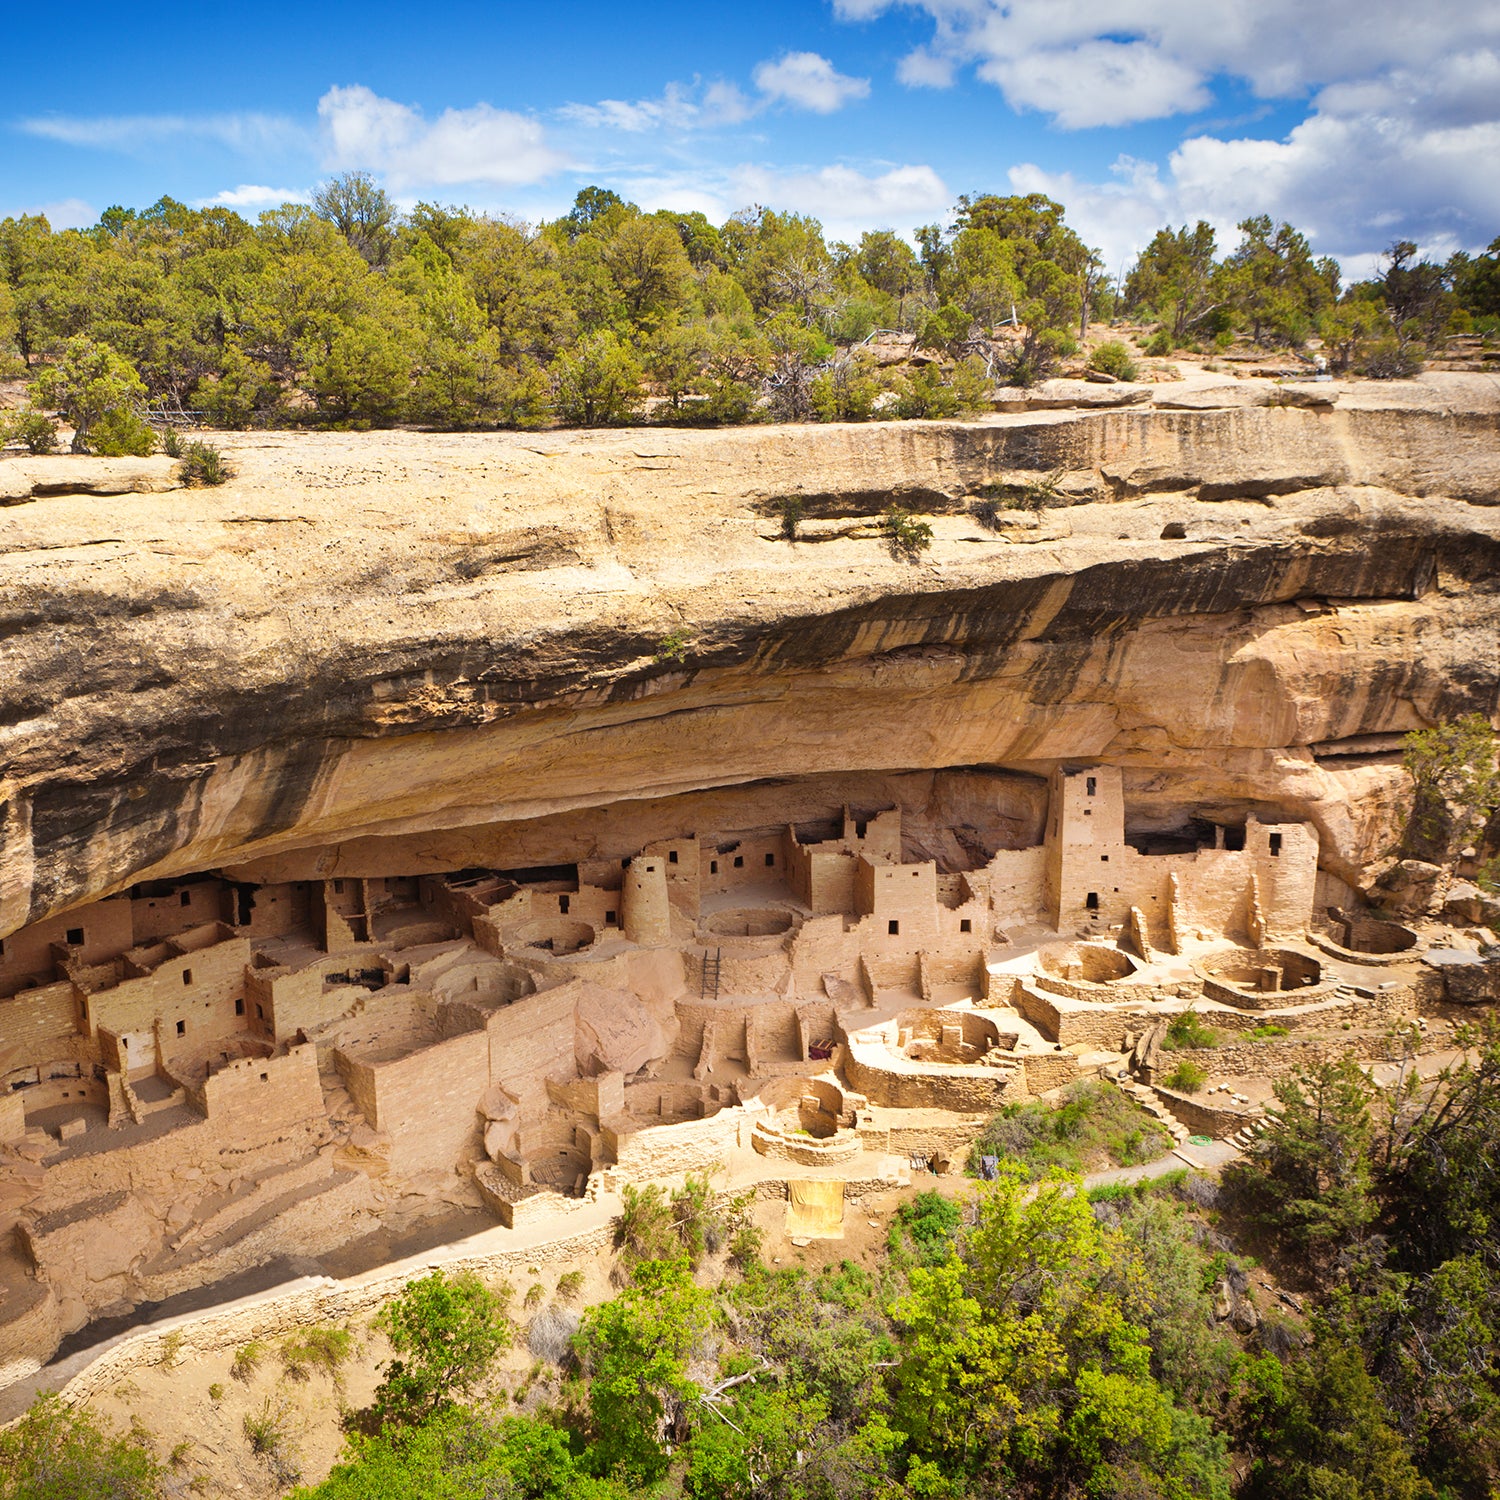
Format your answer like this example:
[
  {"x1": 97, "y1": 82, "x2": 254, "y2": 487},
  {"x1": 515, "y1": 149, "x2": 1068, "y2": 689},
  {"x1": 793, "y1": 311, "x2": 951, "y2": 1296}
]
[
  {"x1": 1240, "y1": 1346, "x2": 1432, "y2": 1500},
  {"x1": 1124, "y1": 221, "x2": 1222, "y2": 344},
  {"x1": 552, "y1": 329, "x2": 642, "y2": 426},
  {"x1": 1399, "y1": 713, "x2": 1499, "y2": 863},
  {"x1": 313, "y1": 171, "x2": 398, "y2": 268},
  {"x1": 601, "y1": 213, "x2": 693, "y2": 328},
  {"x1": 575, "y1": 1258, "x2": 716, "y2": 1484},
  {"x1": 0, "y1": 1393, "x2": 162, "y2": 1500},
  {"x1": 1217, "y1": 216, "x2": 1339, "y2": 346},
  {"x1": 368, "y1": 1269, "x2": 512, "y2": 1429},
  {"x1": 1225, "y1": 1057, "x2": 1377, "y2": 1261},
  {"x1": 295, "y1": 1407, "x2": 629, "y2": 1500},
  {"x1": 30, "y1": 335, "x2": 148, "y2": 452}
]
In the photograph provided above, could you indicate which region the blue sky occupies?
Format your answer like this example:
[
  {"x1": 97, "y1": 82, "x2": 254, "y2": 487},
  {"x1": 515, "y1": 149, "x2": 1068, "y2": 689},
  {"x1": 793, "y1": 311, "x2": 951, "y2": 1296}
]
[{"x1": 6, "y1": 0, "x2": 1498, "y2": 276}]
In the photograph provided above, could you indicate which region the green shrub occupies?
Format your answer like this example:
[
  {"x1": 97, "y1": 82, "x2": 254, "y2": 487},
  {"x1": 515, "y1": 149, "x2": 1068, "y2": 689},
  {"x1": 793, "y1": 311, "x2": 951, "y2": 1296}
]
[
  {"x1": 554, "y1": 1270, "x2": 584, "y2": 1302},
  {"x1": 1145, "y1": 329, "x2": 1174, "y2": 357},
  {"x1": 243, "y1": 1395, "x2": 290, "y2": 1455},
  {"x1": 161, "y1": 427, "x2": 184, "y2": 457},
  {"x1": 524, "y1": 1282, "x2": 546, "y2": 1309},
  {"x1": 1165, "y1": 1060, "x2": 1208, "y2": 1093},
  {"x1": 280, "y1": 1325, "x2": 351, "y2": 1381},
  {"x1": 2, "y1": 406, "x2": 58, "y2": 453},
  {"x1": 179, "y1": 440, "x2": 229, "y2": 486},
  {"x1": 1089, "y1": 340, "x2": 1139, "y2": 380},
  {"x1": 231, "y1": 1339, "x2": 267, "y2": 1381},
  {"x1": 88, "y1": 405, "x2": 157, "y2": 457},
  {"x1": 0, "y1": 1395, "x2": 160, "y2": 1499},
  {"x1": 1358, "y1": 338, "x2": 1424, "y2": 378},
  {"x1": 1249, "y1": 1023, "x2": 1289, "y2": 1039},
  {"x1": 967, "y1": 1080, "x2": 1173, "y2": 1179},
  {"x1": 777, "y1": 494, "x2": 804, "y2": 540},
  {"x1": 653, "y1": 627, "x2": 690, "y2": 664},
  {"x1": 880, "y1": 504, "x2": 933, "y2": 561},
  {"x1": 1165, "y1": 1011, "x2": 1219, "y2": 1050}
]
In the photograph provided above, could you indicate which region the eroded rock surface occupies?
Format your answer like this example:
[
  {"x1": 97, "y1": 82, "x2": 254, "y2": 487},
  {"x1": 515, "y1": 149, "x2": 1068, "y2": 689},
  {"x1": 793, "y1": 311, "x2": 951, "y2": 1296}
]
[{"x1": 2, "y1": 376, "x2": 1497, "y2": 934}]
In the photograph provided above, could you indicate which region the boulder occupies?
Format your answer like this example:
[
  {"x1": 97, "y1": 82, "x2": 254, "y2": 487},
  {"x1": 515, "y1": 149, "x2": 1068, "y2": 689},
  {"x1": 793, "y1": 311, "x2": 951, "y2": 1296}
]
[
  {"x1": 575, "y1": 984, "x2": 670, "y2": 1076},
  {"x1": 1373, "y1": 860, "x2": 1446, "y2": 916}
]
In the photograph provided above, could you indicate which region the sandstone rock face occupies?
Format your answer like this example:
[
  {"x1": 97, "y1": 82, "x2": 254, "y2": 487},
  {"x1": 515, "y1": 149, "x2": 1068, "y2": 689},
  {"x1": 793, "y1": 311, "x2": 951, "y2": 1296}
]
[
  {"x1": 574, "y1": 985, "x2": 670, "y2": 1076},
  {"x1": 1, "y1": 374, "x2": 1498, "y2": 934}
]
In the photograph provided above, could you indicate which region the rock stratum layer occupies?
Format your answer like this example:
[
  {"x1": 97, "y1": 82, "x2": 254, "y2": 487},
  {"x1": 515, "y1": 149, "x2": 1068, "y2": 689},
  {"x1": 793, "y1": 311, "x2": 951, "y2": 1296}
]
[{"x1": 3, "y1": 373, "x2": 1500, "y2": 934}]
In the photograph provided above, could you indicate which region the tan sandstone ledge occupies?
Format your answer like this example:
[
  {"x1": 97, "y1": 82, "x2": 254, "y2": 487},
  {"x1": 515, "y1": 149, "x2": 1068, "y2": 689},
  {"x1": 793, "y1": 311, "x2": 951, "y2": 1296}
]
[{"x1": 2, "y1": 370, "x2": 1499, "y2": 936}]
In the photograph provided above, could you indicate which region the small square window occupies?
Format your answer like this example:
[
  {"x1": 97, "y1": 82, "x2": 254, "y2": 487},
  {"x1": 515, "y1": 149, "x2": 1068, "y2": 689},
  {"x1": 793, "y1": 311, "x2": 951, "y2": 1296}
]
[
  {"x1": 1101, "y1": 854, "x2": 1109, "y2": 862},
  {"x1": 765, "y1": 852, "x2": 775, "y2": 867},
  {"x1": 176, "y1": 1019, "x2": 186, "y2": 1036},
  {"x1": 605, "y1": 910, "x2": 617, "y2": 924},
  {"x1": 888, "y1": 919, "x2": 900, "y2": 935},
  {"x1": 734, "y1": 856, "x2": 744, "y2": 868},
  {"x1": 66, "y1": 927, "x2": 84, "y2": 946},
  {"x1": 1083, "y1": 809, "x2": 1092, "y2": 817},
  {"x1": 960, "y1": 919, "x2": 972, "y2": 933},
  {"x1": 260, "y1": 1072, "x2": 269, "y2": 1082}
]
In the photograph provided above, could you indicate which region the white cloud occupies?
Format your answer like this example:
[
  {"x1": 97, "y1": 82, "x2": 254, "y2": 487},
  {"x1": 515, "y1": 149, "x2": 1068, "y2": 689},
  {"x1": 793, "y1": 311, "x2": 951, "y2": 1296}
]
[
  {"x1": 1010, "y1": 70, "x2": 1500, "y2": 278},
  {"x1": 200, "y1": 184, "x2": 311, "y2": 209},
  {"x1": 559, "y1": 79, "x2": 756, "y2": 132},
  {"x1": 317, "y1": 84, "x2": 567, "y2": 190},
  {"x1": 843, "y1": 1, "x2": 1500, "y2": 129},
  {"x1": 20, "y1": 111, "x2": 301, "y2": 153},
  {"x1": 621, "y1": 160, "x2": 949, "y2": 243},
  {"x1": 979, "y1": 39, "x2": 1209, "y2": 128},
  {"x1": 10, "y1": 197, "x2": 96, "y2": 230},
  {"x1": 564, "y1": 52, "x2": 868, "y2": 134},
  {"x1": 896, "y1": 47, "x2": 956, "y2": 89},
  {"x1": 752, "y1": 52, "x2": 871, "y2": 113}
]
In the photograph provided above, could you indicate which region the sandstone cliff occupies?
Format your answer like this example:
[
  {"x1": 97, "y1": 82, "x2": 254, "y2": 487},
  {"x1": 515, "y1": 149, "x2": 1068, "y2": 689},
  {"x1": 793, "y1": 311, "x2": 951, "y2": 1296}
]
[{"x1": 2, "y1": 372, "x2": 1499, "y2": 934}]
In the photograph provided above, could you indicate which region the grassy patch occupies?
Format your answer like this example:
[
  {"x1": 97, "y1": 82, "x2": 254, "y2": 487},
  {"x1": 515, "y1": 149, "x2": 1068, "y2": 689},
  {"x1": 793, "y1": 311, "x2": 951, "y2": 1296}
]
[{"x1": 966, "y1": 1080, "x2": 1174, "y2": 1180}]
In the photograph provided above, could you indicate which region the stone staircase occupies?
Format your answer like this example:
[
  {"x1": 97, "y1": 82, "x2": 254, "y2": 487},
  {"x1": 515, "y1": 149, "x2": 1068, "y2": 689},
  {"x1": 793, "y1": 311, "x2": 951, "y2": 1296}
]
[
  {"x1": 1105, "y1": 1069, "x2": 1191, "y2": 1147},
  {"x1": 1227, "y1": 1115, "x2": 1275, "y2": 1152}
]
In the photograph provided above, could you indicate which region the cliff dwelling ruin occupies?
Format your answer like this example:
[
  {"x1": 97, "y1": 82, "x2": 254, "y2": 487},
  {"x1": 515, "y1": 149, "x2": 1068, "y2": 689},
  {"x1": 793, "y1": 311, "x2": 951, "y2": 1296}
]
[{"x1": 2, "y1": 385, "x2": 1499, "y2": 1387}]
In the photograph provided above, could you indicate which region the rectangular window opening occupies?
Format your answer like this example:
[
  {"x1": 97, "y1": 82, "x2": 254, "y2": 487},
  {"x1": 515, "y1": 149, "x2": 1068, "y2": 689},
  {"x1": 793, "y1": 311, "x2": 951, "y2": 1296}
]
[
  {"x1": 855, "y1": 821, "x2": 867, "y2": 838},
  {"x1": 559, "y1": 895, "x2": 570, "y2": 915},
  {"x1": 182, "y1": 968, "x2": 192, "y2": 986},
  {"x1": 180, "y1": 890, "x2": 191, "y2": 907},
  {"x1": 888, "y1": 919, "x2": 900, "y2": 935},
  {"x1": 668, "y1": 850, "x2": 678, "y2": 865},
  {"x1": 260, "y1": 1072, "x2": 269, "y2": 1082},
  {"x1": 1101, "y1": 854, "x2": 1109, "y2": 863},
  {"x1": 175, "y1": 1019, "x2": 186, "y2": 1036},
  {"x1": 1269, "y1": 832, "x2": 1283, "y2": 857},
  {"x1": 235, "y1": 998, "x2": 245, "y2": 1015},
  {"x1": 709, "y1": 861, "x2": 718, "y2": 875},
  {"x1": 332, "y1": 879, "x2": 344, "y2": 894},
  {"x1": 605, "y1": 910, "x2": 617, "y2": 925},
  {"x1": 733, "y1": 855, "x2": 744, "y2": 869},
  {"x1": 765, "y1": 852, "x2": 775, "y2": 867},
  {"x1": 1085, "y1": 892, "x2": 1099, "y2": 912},
  {"x1": 66, "y1": 927, "x2": 84, "y2": 946},
  {"x1": 959, "y1": 919, "x2": 972, "y2": 933},
  {"x1": 1086, "y1": 776, "x2": 1097, "y2": 796}
]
